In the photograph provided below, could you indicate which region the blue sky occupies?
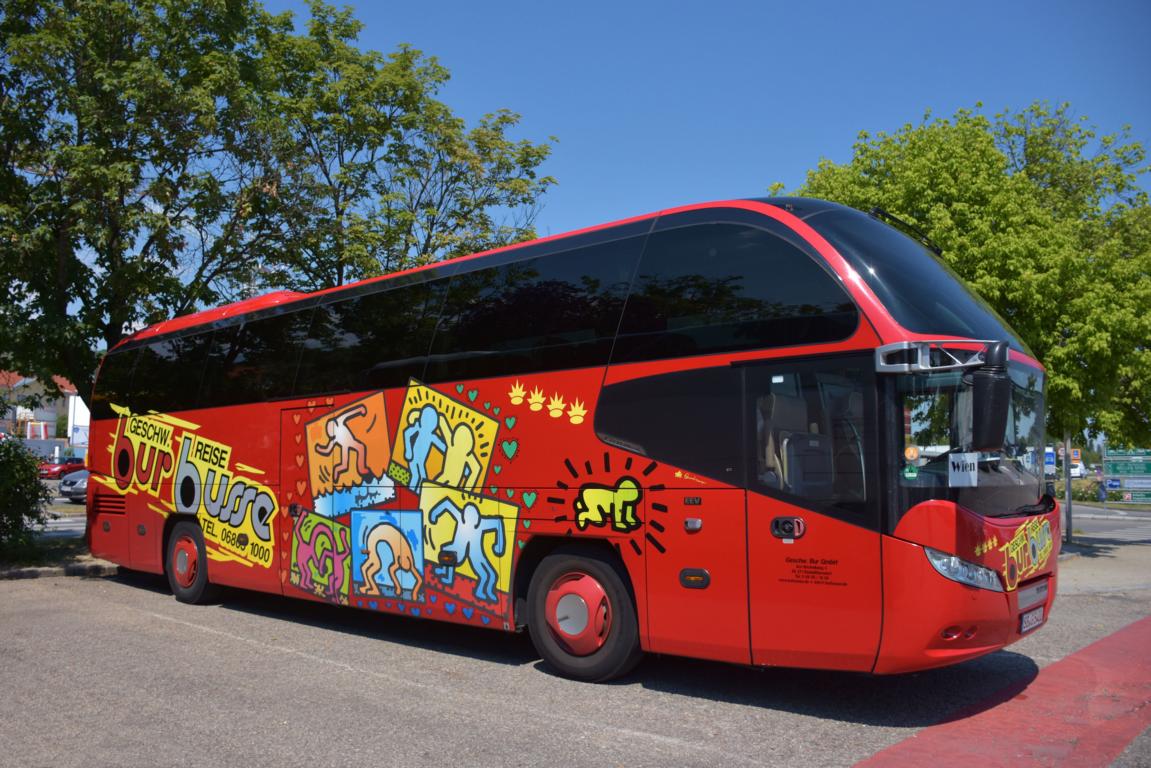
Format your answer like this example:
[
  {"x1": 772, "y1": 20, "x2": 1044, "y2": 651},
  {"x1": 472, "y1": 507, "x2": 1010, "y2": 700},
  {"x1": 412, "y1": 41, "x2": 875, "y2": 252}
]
[{"x1": 264, "y1": 0, "x2": 1151, "y2": 238}]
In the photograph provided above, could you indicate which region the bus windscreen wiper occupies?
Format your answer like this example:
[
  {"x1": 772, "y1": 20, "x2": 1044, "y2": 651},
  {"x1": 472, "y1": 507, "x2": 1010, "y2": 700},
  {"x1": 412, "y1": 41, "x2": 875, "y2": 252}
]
[
  {"x1": 1007, "y1": 494, "x2": 1057, "y2": 517},
  {"x1": 869, "y1": 207, "x2": 943, "y2": 257}
]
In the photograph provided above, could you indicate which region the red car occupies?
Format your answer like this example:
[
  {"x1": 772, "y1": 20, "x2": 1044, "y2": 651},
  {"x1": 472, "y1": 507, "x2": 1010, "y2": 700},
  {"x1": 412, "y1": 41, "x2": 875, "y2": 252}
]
[{"x1": 39, "y1": 456, "x2": 86, "y2": 479}]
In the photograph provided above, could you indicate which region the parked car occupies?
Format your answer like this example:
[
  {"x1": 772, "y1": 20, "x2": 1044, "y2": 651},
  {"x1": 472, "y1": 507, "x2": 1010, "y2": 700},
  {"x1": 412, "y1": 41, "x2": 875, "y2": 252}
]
[
  {"x1": 59, "y1": 468, "x2": 89, "y2": 504},
  {"x1": 38, "y1": 456, "x2": 85, "y2": 479},
  {"x1": 1070, "y1": 462, "x2": 1086, "y2": 479}
]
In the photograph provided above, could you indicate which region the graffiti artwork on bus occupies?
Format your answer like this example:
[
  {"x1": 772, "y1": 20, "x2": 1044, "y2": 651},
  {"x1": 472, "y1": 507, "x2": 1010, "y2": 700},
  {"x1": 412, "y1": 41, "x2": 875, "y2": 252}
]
[
  {"x1": 106, "y1": 404, "x2": 278, "y2": 569},
  {"x1": 1000, "y1": 516, "x2": 1054, "y2": 591},
  {"x1": 290, "y1": 509, "x2": 352, "y2": 604},
  {"x1": 388, "y1": 380, "x2": 499, "y2": 495},
  {"x1": 352, "y1": 507, "x2": 425, "y2": 603}
]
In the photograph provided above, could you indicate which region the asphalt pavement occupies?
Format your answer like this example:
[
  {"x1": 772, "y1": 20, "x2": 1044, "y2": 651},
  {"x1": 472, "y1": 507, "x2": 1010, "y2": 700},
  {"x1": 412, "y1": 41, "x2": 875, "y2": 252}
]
[{"x1": 1, "y1": 510, "x2": 1148, "y2": 767}]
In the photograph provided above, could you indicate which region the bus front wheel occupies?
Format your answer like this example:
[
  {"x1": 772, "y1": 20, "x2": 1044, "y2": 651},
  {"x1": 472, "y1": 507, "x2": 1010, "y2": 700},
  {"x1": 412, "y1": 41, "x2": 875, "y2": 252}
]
[
  {"x1": 166, "y1": 520, "x2": 221, "y2": 604},
  {"x1": 527, "y1": 550, "x2": 641, "y2": 682}
]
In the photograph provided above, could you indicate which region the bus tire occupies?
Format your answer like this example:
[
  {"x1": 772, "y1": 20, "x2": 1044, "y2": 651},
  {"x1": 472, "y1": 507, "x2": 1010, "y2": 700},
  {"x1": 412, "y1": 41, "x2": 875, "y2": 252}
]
[
  {"x1": 527, "y1": 550, "x2": 642, "y2": 682},
  {"x1": 166, "y1": 520, "x2": 221, "y2": 604}
]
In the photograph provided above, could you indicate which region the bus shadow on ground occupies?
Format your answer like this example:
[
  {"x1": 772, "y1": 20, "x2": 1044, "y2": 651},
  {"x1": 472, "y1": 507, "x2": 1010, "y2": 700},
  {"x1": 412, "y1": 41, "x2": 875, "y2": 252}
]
[
  {"x1": 114, "y1": 571, "x2": 537, "y2": 667},
  {"x1": 623, "y1": 650, "x2": 1039, "y2": 727},
  {"x1": 112, "y1": 570, "x2": 1039, "y2": 727}
]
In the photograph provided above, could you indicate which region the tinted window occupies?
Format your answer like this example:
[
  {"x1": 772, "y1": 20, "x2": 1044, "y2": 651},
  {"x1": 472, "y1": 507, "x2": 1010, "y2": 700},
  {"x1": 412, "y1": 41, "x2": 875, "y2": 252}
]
[
  {"x1": 803, "y1": 207, "x2": 1029, "y2": 353},
  {"x1": 612, "y1": 223, "x2": 857, "y2": 363},
  {"x1": 200, "y1": 309, "x2": 311, "y2": 407},
  {"x1": 595, "y1": 366, "x2": 743, "y2": 484},
  {"x1": 426, "y1": 236, "x2": 644, "y2": 381},
  {"x1": 130, "y1": 334, "x2": 213, "y2": 414},
  {"x1": 91, "y1": 348, "x2": 139, "y2": 420},
  {"x1": 749, "y1": 359, "x2": 876, "y2": 525},
  {"x1": 295, "y1": 279, "x2": 448, "y2": 396}
]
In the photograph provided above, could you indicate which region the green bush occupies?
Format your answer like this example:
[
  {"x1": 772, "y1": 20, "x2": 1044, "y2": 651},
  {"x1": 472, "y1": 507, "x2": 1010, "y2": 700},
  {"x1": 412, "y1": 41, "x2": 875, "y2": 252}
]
[
  {"x1": 1067, "y1": 480, "x2": 1124, "y2": 503},
  {"x1": 0, "y1": 439, "x2": 54, "y2": 560}
]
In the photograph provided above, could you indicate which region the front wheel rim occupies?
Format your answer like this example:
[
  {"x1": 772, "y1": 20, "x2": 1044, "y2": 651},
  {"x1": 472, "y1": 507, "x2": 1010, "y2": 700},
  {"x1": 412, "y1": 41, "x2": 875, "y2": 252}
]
[
  {"x1": 544, "y1": 571, "x2": 612, "y2": 657},
  {"x1": 172, "y1": 536, "x2": 199, "y2": 589}
]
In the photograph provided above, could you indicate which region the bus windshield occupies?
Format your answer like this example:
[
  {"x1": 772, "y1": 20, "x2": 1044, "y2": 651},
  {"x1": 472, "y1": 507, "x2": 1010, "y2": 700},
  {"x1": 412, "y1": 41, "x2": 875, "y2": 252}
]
[
  {"x1": 891, "y1": 361, "x2": 1045, "y2": 518},
  {"x1": 800, "y1": 205, "x2": 1032, "y2": 356}
]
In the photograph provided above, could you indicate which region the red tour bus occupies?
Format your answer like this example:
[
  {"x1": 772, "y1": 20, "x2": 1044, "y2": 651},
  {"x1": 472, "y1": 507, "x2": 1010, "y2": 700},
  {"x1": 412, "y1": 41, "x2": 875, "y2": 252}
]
[{"x1": 87, "y1": 198, "x2": 1059, "y2": 681}]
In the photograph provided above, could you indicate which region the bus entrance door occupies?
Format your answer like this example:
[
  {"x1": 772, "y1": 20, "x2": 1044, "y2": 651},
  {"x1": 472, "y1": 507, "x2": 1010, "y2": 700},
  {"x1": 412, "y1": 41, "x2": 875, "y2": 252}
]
[
  {"x1": 746, "y1": 494, "x2": 882, "y2": 671},
  {"x1": 644, "y1": 488, "x2": 750, "y2": 665},
  {"x1": 744, "y1": 359, "x2": 882, "y2": 671}
]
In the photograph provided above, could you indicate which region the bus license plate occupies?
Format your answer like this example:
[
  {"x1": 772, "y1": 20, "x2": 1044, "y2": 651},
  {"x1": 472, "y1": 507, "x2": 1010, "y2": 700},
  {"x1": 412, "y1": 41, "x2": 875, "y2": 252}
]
[{"x1": 1020, "y1": 606, "x2": 1045, "y2": 634}]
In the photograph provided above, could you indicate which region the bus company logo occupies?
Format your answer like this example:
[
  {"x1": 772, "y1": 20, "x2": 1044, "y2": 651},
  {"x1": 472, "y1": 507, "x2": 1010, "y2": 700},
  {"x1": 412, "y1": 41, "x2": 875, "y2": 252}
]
[
  {"x1": 109, "y1": 406, "x2": 277, "y2": 569},
  {"x1": 111, "y1": 411, "x2": 177, "y2": 495},
  {"x1": 999, "y1": 517, "x2": 1053, "y2": 591}
]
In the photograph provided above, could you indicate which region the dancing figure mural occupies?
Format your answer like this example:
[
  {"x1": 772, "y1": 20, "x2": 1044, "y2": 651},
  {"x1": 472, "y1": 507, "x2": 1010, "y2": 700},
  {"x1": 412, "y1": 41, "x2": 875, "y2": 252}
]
[
  {"x1": 315, "y1": 403, "x2": 371, "y2": 485},
  {"x1": 436, "y1": 414, "x2": 482, "y2": 491},
  {"x1": 360, "y1": 521, "x2": 423, "y2": 601},
  {"x1": 403, "y1": 404, "x2": 446, "y2": 492},
  {"x1": 428, "y1": 497, "x2": 505, "y2": 604}
]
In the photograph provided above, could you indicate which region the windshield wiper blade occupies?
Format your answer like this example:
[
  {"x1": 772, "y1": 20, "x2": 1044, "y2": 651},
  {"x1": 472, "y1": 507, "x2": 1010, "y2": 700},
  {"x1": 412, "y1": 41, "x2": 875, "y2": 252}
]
[
  {"x1": 869, "y1": 207, "x2": 943, "y2": 257},
  {"x1": 1008, "y1": 494, "x2": 1057, "y2": 517}
]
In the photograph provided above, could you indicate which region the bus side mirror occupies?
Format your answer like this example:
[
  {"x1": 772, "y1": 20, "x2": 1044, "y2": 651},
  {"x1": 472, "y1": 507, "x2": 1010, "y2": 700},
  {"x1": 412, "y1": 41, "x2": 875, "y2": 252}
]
[{"x1": 971, "y1": 341, "x2": 1011, "y2": 452}]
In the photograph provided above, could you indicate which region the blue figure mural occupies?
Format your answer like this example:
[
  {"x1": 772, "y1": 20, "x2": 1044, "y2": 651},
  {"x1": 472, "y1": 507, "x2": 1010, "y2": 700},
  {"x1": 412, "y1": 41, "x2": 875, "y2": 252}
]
[
  {"x1": 429, "y1": 497, "x2": 505, "y2": 604},
  {"x1": 403, "y1": 404, "x2": 446, "y2": 493}
]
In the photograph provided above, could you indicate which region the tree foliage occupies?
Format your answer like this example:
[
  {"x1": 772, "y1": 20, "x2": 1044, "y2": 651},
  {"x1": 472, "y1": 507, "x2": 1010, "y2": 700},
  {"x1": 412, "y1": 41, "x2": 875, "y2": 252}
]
[
  {"x1": 797, "y1": 102, "x2": 1150, "y2": 445},
  {"x1": 0, "y1": 0, "x2": 555, "y2": 403}
]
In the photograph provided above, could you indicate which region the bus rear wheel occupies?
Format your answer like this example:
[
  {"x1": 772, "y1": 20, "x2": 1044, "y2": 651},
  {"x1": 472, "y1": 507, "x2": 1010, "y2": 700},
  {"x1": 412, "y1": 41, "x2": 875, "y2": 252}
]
[
  {"x1": 166, "y1": 520, "x2": 221, "y2": 604},
  {"x1": 527, "y1": 550, "x2": 641, "y2": 682}
]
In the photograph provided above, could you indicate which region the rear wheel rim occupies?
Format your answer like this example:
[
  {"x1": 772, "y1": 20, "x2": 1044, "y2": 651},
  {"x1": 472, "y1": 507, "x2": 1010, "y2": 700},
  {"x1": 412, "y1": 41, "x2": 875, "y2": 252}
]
[
  {"x1": 544, "y1": 571, "x2": 612, "y2": 657},
  {"x1": 172, "y1": 535, "x2": 199, "y2": 589}
]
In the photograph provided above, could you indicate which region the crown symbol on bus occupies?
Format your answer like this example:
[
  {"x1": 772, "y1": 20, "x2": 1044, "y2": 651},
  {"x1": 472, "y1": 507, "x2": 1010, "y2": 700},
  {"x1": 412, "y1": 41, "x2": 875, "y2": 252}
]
[
  {"x1": 547, "y1": 394, "x2": 566, "y2": 418},
  {"x1": 567, "y1": 399, "x2": 587, "y2": 425},
  {"x1": 508, "y1": 380, "x2": 526, "y2": 404},
  {"x1": 528, "y1": 388, "x2": 545, "y2": 411}
]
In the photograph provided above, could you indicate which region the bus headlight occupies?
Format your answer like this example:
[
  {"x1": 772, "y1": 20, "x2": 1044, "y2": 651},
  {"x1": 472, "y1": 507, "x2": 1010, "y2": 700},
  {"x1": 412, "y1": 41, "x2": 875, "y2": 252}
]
[{"x1": 924, "y1": 547, "x2": 1004, "y2": 592}]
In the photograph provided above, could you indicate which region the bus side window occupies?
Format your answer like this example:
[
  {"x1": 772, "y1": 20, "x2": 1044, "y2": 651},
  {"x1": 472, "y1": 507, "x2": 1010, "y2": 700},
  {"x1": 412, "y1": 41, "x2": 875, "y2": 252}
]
[
  {"x1": 752, "y1": 365, "x2": 871, "y2": 519},
  {"x1": 427, "y1": 234, "x2": 644, "y2": 382},
  {"x1": 595, "y1": 366, "x2": 743, "y2": 485},
  {"x1": 612, "y1": 221, "x2": 858, "y2": 365},
  {"x1": 91, "y1": 347, "x2": 140, "y2": 420}
]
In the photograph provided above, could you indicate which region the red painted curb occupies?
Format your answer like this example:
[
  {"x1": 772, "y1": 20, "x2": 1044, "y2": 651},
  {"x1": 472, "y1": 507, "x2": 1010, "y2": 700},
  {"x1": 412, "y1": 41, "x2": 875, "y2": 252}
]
[{"x1": 858, "y1": 614, "x2": 1151, "y2": 767}]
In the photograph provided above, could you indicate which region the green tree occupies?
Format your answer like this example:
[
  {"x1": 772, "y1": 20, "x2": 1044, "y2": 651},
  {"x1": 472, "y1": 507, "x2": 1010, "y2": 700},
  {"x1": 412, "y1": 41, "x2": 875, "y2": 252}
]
[
  {"x1": 1, "y1": 0, "x2": 280, "y2": 403},
  {"x1": 1, "y1": 0, "x2": 556, "y2": 402},
  {"x1": 255, "y1": 1, "x2": 555, "y2": 290},
  {"x1": 796, "y1": 102, "x2": 1151, "y2": 446}
]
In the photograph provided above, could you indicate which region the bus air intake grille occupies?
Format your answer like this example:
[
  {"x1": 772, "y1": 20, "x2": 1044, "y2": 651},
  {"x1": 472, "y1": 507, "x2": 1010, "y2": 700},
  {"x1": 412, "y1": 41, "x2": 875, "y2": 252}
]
[{"x1": 94, "y1": 494, "x2": 127, "y2": 515}]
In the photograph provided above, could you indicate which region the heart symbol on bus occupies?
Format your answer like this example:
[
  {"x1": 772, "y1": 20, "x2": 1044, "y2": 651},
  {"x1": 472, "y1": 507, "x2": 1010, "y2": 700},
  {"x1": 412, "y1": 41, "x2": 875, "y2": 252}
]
[
  {"x1": 292, "y1": 414, "x2": 301, "y2": 425},
  {"x1": 467, "y1": 389, "x2": 478, "y2": 402},
  {"x1": 522, "y1": 492, "x2": 537, "y2": 509},
  {"x1": 295, "y1": 454, "x2": 304, "y2": 468},
  {"x1": 501, "y1": 440, "x2": 518, "y2": 459},
  {"x1": 296, "y1": 480, "x2": 307, "y2": 495}
]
